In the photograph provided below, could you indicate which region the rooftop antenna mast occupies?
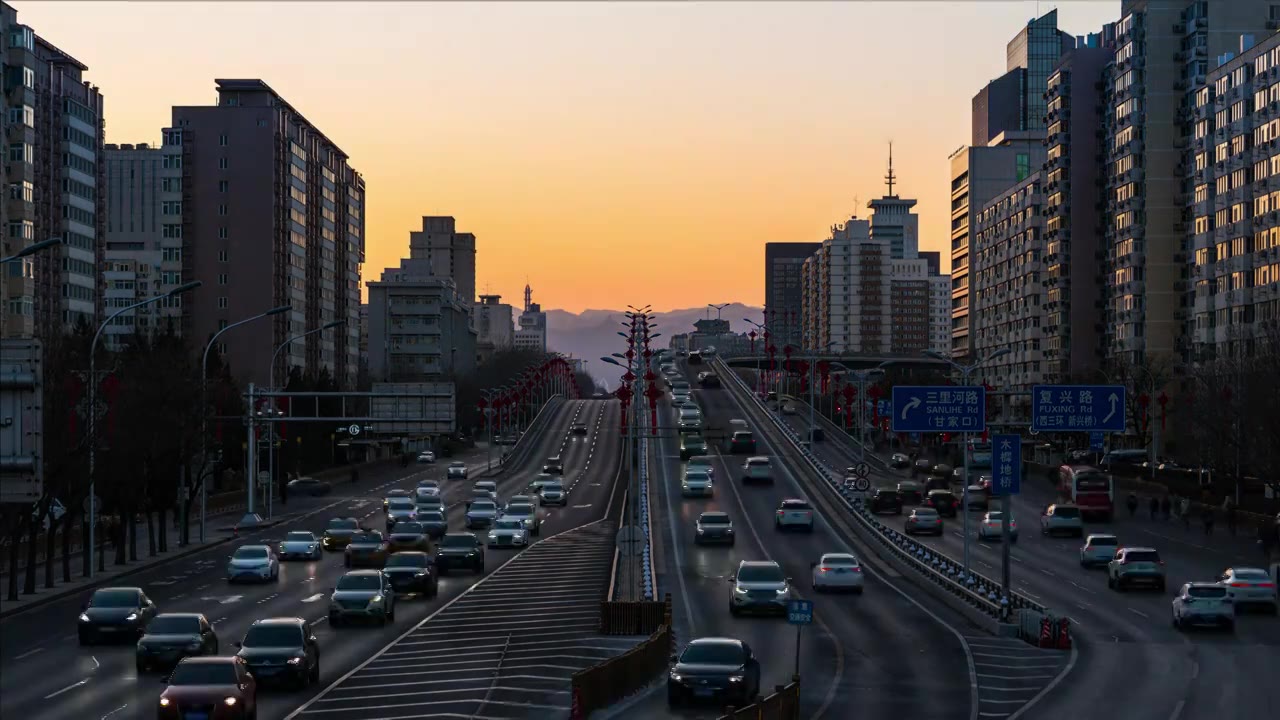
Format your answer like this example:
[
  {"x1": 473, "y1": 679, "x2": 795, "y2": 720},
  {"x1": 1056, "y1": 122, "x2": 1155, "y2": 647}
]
[{"x1": 885, "y1": 142, "x2": 897, "y2": 198}]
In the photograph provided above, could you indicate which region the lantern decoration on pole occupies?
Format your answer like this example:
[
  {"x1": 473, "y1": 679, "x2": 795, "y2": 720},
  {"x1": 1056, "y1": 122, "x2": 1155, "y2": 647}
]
[
  {"x1": 1157, "y1": 391, "x2": 1169, "y2": 432},
  {"x1": 615, "y1": 383, "x2": 632, "y2": 432},
  {"x1": 869, "y1": 384, "x2": 883, "y2": 424},
  {"x1": 1137, "y1": 392, "x2": 1150, "y2": 437},
  {"x1": 748, "y1": 330, "x2": 757, "y2": 355},
  {"x1": 817, "y1": 360, "x2": 831, "y2": 395},
  {"x1": 981, "y1": 382, "x2": 994, "y2": 443},
  {"x1": 842, "y1": 384, "x2": 856, "y2": 428}
]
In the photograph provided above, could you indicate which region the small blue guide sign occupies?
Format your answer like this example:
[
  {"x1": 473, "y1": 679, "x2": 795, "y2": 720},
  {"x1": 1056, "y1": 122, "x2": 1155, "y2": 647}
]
[
  {"x1": 787, "y1": 599, "x2": 813, "y2": 625},
  {"x1": 1031, "y1": 385, "x2": 1126, "y2": 433},
  {"x1": 891, "y1": 386, "x2": 986, "y2": 433},
  {"x1": 991, "y1": 434, "x2": 1021, "y2": 496},
  {"x1": 1089, "y1": 431, "x2": 1105, "y2": 452}
]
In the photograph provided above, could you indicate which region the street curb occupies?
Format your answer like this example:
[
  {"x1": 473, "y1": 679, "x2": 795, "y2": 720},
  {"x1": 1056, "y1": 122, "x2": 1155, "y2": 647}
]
[{"x1": 0, "y1": 532, "x2": 240, "y2": 621}]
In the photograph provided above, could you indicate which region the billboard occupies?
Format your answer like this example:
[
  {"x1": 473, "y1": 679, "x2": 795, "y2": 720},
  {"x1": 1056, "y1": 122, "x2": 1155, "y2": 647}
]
[{"x1": 1, "y1": 339, "x2": 43, "y2": 505}]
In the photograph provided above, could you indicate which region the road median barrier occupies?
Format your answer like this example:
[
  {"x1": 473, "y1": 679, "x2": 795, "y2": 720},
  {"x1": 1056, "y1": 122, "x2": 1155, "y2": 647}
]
[
  {"x1": 571, "y1": 595, "x2": 674, "y2": 720},
  {"x1": 599, "y1": 595, "x2": 671, "y2": 635},
  {"x1": 712, "y1": 358, "x2": 1064, "y2": 648},
  {"x1": 719, "y1": 678, "x2": 801, "y2": 720}
]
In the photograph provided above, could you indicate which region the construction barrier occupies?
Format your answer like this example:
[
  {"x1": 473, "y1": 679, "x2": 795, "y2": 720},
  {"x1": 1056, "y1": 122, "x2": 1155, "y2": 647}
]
[
  {"x1": 570, "y1": 622, "x2": 673, "y2": 719},
  {"x1": 719, "y1": 679, "x2": 802, "y2": 720},
  {"x1": 1017, "y1": 608, "x2": 1071, "y2": 649},
  {"x1": 598, "y1": 595, "x2": 671, "y2": 636}
]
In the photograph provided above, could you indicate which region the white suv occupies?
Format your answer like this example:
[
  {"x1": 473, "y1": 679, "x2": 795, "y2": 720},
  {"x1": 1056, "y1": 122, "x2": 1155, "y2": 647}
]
[
  {"x1": 1172, "y1": 582, "x2": 1234, "y2": 631},
  {"x1": 774, "y1": 499, "x2": 815, "y2": 532}
]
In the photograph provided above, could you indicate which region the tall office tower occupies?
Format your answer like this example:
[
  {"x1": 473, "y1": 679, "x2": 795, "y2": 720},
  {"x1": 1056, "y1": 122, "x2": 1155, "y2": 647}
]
[
  {"x1": 867, "y1": 145, "x2": 921, "y2": 260},
  {"x1": 514, "y1": 283, "x2": 547, "y2": 352},
  {"x1": 1, "y1": 3, "x2": 105, "y2": 338},
  {"x1": 408, "y1": 216, "x2": 476, "y2": 313},
  {"x1": 972, "y1": 9, "x2": 1075, "y2": 147},
  {"x1": 949, "y1": 131, "x2": 1047, "y2": 359},
  {"x1": 1042, "y1": 38, "x2": 1114, "y2": 383},
  {"x1": 102, "y1": 143, "x2": 186, "y2": 348},
  {"x1": 171, "y1": 79, "x2": 365, "y2": 388},
  {"x1": 1104, "y1": 1, "x2": 1270, "y2": 366},
  {"x1": 1188, "y1": 30, "x2": 1280, "y2": 359},
  {"x1": 764, "y1": 242, "x2": 821, "y2": 348}
]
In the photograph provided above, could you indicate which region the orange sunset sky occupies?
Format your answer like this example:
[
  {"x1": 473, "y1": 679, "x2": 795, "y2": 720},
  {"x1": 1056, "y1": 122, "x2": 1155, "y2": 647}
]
[{"x1": 16, "y1": 1, "x2": 1117, "y2": 313}]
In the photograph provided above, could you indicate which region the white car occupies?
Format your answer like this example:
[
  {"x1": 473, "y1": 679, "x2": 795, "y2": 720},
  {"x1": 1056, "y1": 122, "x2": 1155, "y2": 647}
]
[
  {"x1": 811, "y1": 553, "x2": 863, "y2": 594},
  {"x1": 686, "y1": 456, "x2": 716, "y2": 478},
  {"x1": 540, "y1": 481, "x2": 568, "y2": 507},
  {"x1": 447, "y1": 462, "x2": 468, "y2": 480},
  {"x1": 529, "y1": 474, "x2": 557, "y2": 493},
  {"x1": 742, "y1": 456, "x2": 773, "y2": 484},
  {"x1": 508, "y1": 493, "x2": 540, "y2": 509},
  {"x1": 1172, "y1": 582, "x2": 1235, "y2": 631},
  {"x1": 1079, "y1": 534, "x2": 1119, "y2": 568},
  {"x1": 416, "y1": 451, "x2": 436, "y2": 464},
  {"x1": 1217, "y1": 567, "x2": 1279, "y2": 612},
  {"x1": 775, "y1": 499, "x2": 815, "y2": 532},
  {"x1": 386, "y1": 498, "x2": 418, "y2": 529},
  {"x1": 475, "y1": 480, "x2": 499, "y2": 498},
  {"x1": 278, "y1": 531, "x2": 322, "y2": 561},
  {"x1": 487, "y1": 517, "x2": 530, "y2": 548},
  {"x1": 502, "y1": 502, "x2": 542, "y2": 535},
  {"x1": 226, "y1": 545, "x2": 279, "y2": 583},
  {"x1": 416, "y1": 479, "x2": 441, "y2": 495},
  {"x1": 681, "y1": 468, "x2": 714, "y2": 498},
  {"x1": 465, "y1": 500, "x2": 499, "y2": 529},
  {"x1": 976, "y1": 511, "x2": 1018, "y2": 542}
]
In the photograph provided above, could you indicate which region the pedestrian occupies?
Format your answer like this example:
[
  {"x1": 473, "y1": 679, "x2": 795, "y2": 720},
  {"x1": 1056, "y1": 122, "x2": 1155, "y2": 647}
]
[
  {"x1": 1223, "y1": 496, "x2": 1237, "y2": 536},
  {"x1": 1258, "y1": 520, "x2": 1276, "y2": 560},
  {"x1": 1148, "y1": 496, "x2": 1159, "y2": 521},
  {"x1": 1202, "y1": 505, "x2": 1215, "y2": 536},
  {"x1": 1127, "y1": 492, "x2": 1139, "y2": 518},
  {"x1": 1181, "y1": 496, "x2": 1192, "y2": 530},
  {"x1": 1161, "y1": 495, "x2": 1172, "y2": 521}
]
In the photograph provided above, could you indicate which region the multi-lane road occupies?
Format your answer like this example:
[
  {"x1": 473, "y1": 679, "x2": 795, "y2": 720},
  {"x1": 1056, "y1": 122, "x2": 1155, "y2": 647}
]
[
  {"x1": 766, "y1": 374, "x2": 1280, "y2": 720},
  {"x1": 0, "y1": 398, "x2": 621, "y2": 720},
  {"x1": 615, "y1": 358, "x2": 1010, "y2": 720}
]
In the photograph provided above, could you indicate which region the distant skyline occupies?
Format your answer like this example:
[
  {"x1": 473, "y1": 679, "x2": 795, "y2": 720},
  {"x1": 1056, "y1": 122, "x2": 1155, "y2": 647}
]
[{"x1": 17, "y1": 1, "x2": 1118, "y2": 312}]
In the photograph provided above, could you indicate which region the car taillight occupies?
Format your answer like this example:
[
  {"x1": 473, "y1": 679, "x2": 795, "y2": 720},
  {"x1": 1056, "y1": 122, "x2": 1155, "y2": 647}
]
[
  {"x1": 1258, "y1": 582, "x2": 1276, "y2": 588},
  {"x1": 1230, "y1": 582, "x2": 1249, "y2": 587},
  {"x1": 776, "y1": 510, "x2": 784, "y2": 517},
  {"x1": 819, "y1": 567, "x2": 831, "y2": 573}
]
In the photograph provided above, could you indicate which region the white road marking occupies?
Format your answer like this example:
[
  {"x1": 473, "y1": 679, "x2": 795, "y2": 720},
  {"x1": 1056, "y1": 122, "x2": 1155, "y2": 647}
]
[
  {"x1": 91, "y1": 655, "x2": 99, "y2": 669},
  {"x1": 99, "y1": 703, "x2": 129, "y2": 719},
  {"x1": 13, "y1": 647, "x2": 43, "y2": 660},
  {"x1": 1169, "y1": 700, "x2": 1186, "y2": 720},
  {"x1": 302, "y1": 593, "x2": 325, "y2": 603},
  {"x1": 1127, "y1": 607, "x2": 1148, "y2": 619},
  {"x1": 43, "y1": 678, "x2": 88, "y2": 699}
]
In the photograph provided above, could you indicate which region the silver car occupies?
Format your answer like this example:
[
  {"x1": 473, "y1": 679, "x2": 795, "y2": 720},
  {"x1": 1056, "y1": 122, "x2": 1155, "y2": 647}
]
[
  {"x1": 681, "y1": 468, "x2": 714, "y2": 498},
  {"x1": 1217, "y1": 567, "x2": 1278, "y2": 612},
  {"x1": 226, "y1": 545, "x2": 279, "y2": 583},
  {"x1": 694, "y1": 512, "x2": 735, "y2": 545},
  {"x1": 742, "y1": 456, "x2": 773, "y2": 484},
  {"x1": 1039, "y1": 504, "x2": 1084, "y2": 537},
  {"x1": 385, "y1": 498, "x2": 418, "y2": 530},
  {"x1": 687, "y1": 456, "x2": 716, "y2": 478},
  {"x1": 1107, "y1": 547, "x2": 1166, "y2": 592},
  {"x1": 1172, "y1": 582, "x2": 1234, "y2": 630},
  {"x1": 487, "y1": 517, "x2": 530, "y2": 548},
  {"x1": 328, "y1": 570, "x2": 396, "y2": 627},
  {"x1": 508, "y1": 494, "x2": 540, "y2": 509},
  {"x1": 447, "y1": 462, "x2": 468, "y2": 480},
  {"x1": 465, "y1": 499, "x2": 499, "y2": 529},
  {"x1": 540, "y1": 481, "x2": 568, "y2": 507},
  {"x1": 475, "y1": 481, "x2": 499, "y2": 498},
  {"x1": 417, "y1": 509, "x2": 448, "y2": 539},
  {"x1": 728, "y1": 561, "x2": 791, "y2": 616},
  {"x1": 502, "y1": 502, "x2": 541, "y2": 535},
  {"x1": 416, "y1": 495, "x2": 444, "y2": 515},
  {"x1": 904, "y1": 508, "x2": 943, "y2": 536},
  {"x1": 278, "y1": 531, "x2": 322, "y2": 561},
  {"x1": 529, "y1": 474, "x2": 557, "y2": 493},
  {"x1": 1079, "y1": 534, "x2": 1119, "y2": 568}
]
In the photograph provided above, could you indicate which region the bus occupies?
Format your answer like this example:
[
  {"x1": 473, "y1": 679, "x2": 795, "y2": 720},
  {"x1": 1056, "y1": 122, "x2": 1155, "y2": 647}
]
[{"x1": 1057, "y1": 465, "x2": 1114, "y2": 521}]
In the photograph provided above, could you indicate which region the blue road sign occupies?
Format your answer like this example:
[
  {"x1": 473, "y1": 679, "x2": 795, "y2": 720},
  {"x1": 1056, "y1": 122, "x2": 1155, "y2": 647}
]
[
  {"x1": 787, "y1": 599, "x2": 814, "y2": 625},
  {"x1": 1089, "y1": 431, "x2": 1105, "y2": 452},
  {"x1": 1031, "y1": 385, "x2": 1126, "y2": 433},
  {"x1": 877, "y1": 400, "x2": 890, "y2": 417},
  {"x1": 991, "y1": 434, "x2": 1021, "y2": 496},
  {"x1": 891, "y1": 386, "x2": 986, "y2": 433}
]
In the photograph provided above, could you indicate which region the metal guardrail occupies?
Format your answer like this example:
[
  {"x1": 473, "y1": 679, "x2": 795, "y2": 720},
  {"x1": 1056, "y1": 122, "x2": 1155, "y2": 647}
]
[
  {"x1": 719, "y1": 679, "x2": 801, "y2": 720},
  {"x1": 484, "y1": 395, "x2": 566, "y2": 478},
  {"x1": 713, "y1": 358, "x2": 1049, "y2": 624},
  {"x1": 599, "y1": 597, "x2": 670, "y2": 635},
  {"x1": 639, "y1": 432, "x2": 655, "y2": 601},
  {"x1": 571, "y1": 595, "x2": 674, "y2": 720}
]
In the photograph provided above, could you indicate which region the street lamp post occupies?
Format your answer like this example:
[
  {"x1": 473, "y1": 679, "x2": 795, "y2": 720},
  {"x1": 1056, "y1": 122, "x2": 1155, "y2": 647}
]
[
  {"x1": 924, "y1": 347, "x2": 1011, "y2": 583},
  {"x1": 834, "y1": 361, "x2": 892, "y2": 460},
  {"x1": 88, "y1": 281, "x2": 200, "y2": 576},
  {"x1": 267, "y1": 320, "x2": 345, "y2": 518},
  {"x1": 0, "y1": 237, "x2": 62, "y2": 265},
  {"x1": 806, "y1": 342, "x2": 837, "y2": 444},
  {"x1": 200, "y1": 304, "x2": 291, "y2": 539}
]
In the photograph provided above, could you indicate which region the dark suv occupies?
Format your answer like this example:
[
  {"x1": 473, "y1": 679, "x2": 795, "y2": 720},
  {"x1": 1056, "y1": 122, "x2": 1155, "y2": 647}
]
[
  {"x1": 925, "y1": 489, "x2": 958, "y2": 517},
  {"x1": 729, "y1": 431, "x2": 756, "y2": 454},
  {"x1": 234, "y1": 617, "x2": 320, "y2": 688},
  {"x1": 867, "y1": 488, "x2": 903, "y2": 515},
  {"x1": 542, "y1": 457, "x2": 564, "y2": 475}
]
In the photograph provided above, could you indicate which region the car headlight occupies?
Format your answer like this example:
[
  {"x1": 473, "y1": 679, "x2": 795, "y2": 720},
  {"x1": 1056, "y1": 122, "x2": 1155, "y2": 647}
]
[
  {"x1": 126, "y1": 613, "x2": 139, "y2": 622},
  {"x1": 224, "y1": 697, "x2": 238, "y2": 707},
  {"x1": 669, "y1": 672, "x2": 683, "y2": 682},
  {"x1": 414, "y1": 571, "x2": 428, "y2": 578},
  {"x1": 187, "y1": 641, "x2": 204, "y2": 651},
  {"x1": 729, "y1": 675, "x2": 744, "y2": 683},
  {"x1": 159, "y1": 698, "x2": 171, "y2": 707},
  {"x1": 287, "y1": 656, "x2": 304, "y2": 665},
  {"x1": 369, "y1": 595, "x2": 384, "y2": 605},
  {"x1": 733, "y1": 586, "x2": 747, "y2": 595},
  {"x1": 775, "y1": 588, "x2": 789, "y2": 597},
  {"x1": 725, "y1": 528, "x2": 734, "y2": 534},
  {"x1": 79, "y1": 613, "x2": 90, "y2": 623},
  {"x1": 488, "y1": 532, "x2": 498, "y2": 540}
]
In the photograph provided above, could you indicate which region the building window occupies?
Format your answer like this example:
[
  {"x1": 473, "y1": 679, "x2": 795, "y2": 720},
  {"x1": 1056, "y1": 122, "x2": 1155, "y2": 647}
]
[
  {"x1": 161, "y1": 201, "x2": 182, "y2": 215},
  {"x1": 219, "y1": 134, "x2": 228, "y2": 147},
  {"x1": 218, "y1": 273, "x2": 228, "y2": 286},
  {"x1": 217, "y1": 297, "x2": 228, "y2": 309},
  {"x1": 218, "y1": 204, "x2": 227, "y2": 216},
  {"x1": 218, "y1": 157, "x2": 228, "y2": 170},
  {"x1": 219, "y1": 180, "x2": 228, "y2": 193},
  {"x1": 257, "y1": 119, "x2": 268, "y2": 128},
  {"x1": 218, "y1": 249, "x2": 229, "y2": 262},
  {"x1": 162, "y1": 154, "x2": 182, "y2": 169},
  {"x1": 218, "y1": 227, "x2": 228, "y2": 239},
  {"x1": 8, "y1": 142, "x2": 32, "y2": 164}
]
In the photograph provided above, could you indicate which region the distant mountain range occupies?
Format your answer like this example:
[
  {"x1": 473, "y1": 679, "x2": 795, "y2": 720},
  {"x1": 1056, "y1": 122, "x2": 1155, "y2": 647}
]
[{"x1": 545, "y1": 303, "x2": 763, "y2": 384}]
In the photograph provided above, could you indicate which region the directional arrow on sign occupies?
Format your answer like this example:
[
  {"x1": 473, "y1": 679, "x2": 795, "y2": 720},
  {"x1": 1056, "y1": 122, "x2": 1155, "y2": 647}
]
[
  {"x1": 901, "y1": 397, "x2": 921, "y2": 419},
  {"x1": 1103, "y1": 393, "x2": 1119, "y2": 424}
]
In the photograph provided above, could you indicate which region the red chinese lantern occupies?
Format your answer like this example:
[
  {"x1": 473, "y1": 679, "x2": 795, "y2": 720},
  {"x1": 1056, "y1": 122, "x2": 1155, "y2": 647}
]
[{"x1": 1157, "y1": 391, "x2": 1169, "y2": 431}]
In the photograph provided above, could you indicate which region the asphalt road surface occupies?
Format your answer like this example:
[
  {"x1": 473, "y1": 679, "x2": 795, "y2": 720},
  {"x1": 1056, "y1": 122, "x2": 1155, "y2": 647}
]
[
  {"x1": 766, "y1": 379, "x2": 1280, "y2": 720},
  {"x1": 0, "y1": 399, "x2": 615, "y2": 720},
  {"x1": 617, "y1": 359, "x2": 978, "y2": 720}
]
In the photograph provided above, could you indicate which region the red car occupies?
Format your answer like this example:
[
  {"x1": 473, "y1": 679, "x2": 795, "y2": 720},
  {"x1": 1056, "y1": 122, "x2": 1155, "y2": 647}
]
[{"x1": 158, "y1": 656, "x2": 256, "y2": 719}]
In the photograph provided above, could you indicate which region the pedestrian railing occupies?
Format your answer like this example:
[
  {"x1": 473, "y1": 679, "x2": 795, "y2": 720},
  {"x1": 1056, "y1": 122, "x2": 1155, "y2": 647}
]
[
  {"x1": 599, "y1": 596, "x2": 670, "y2": 635},
  {"x1": 719, "y1": 679, "x2": 801, "y2": 720},
  {"x1": 712, "y1": 358, "x2": 1054, "y2": 630},
  {"x1": 638, "y1": 433, "x2": 655, "y2": 601},
  {"x1": 570, "y1": 615, "x2": 674, "y2": 719}
]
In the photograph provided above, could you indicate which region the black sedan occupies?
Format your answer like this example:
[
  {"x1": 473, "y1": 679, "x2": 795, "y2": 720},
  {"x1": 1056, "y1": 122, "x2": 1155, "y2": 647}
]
[
  {"x1": 78, "y1": 587, "x2": 158, "y2": 645},
  {"x1": 434, "y1": 532, "x2": 485, "y2": 574},
  {"x1": 867, "y1": 488, "x2": 903, "y2": 515},
  {"x1": 135, "y1": 613, "x2": 218, "y2": 672},
  {"x1": 381, "y1": 551, "x2": 439, "y2": 597},
  {"x1": 234, "y1": 618, "x2": 320, "y2": 689},
  {"x1": 667, "y1": 637, "x2": 761, "y2": 708}
]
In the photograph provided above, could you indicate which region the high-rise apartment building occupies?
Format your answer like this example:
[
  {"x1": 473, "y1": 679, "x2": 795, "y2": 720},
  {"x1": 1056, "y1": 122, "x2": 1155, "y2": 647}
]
[
  {"x1": 765, "y1": 242, "x2": 821, "y2": 348},
  {"x1": 101, "y1": 143, "x2": 185, "y2": 348},
  {"x1": 170, "y1": 79, "x2": 364, "y2": 388},
  {"x1": 409, "y1": 216, "x2": 476, "y2": 313},
  {"x1": 474, "y1": 293, "x2": 515, "y2": 364},
  {"x1": 1187, "y1": 30, "x2": 1280, "y2": 358},
  {"x1": 366, "y1": 259, "x2": 476, "y2": 381},
  {"x1": 949, "y1": 131, "x2": 1046, "y2": 359},
  {"x1": 1007, "y1": 9, "x2": 1077, "y2": 131},
  {"x1": 514, "y1": 283, "x2": 547, "y2": 353},
  {"x1": 1042, "y1": 39, "x2": 1113, "y2": 383},
  {"x1": 970, "y1": 174, "x2": 1047, "y2": 408},
  {"x1": 1104, "y1": 0, "x2": 1270, "y2": 366},
  {"x1": 1, "y1": 3, "x2": 105, "y2": 339}
]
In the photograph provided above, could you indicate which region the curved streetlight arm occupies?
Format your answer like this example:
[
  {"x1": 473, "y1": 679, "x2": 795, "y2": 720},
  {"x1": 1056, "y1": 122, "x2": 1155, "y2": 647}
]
[
  {"x1": 270, "y1": 319, "x2": 346, "y2": 391},
  {"x1": 0, "y1": 237, "x2": 63, "y2": 264}
]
